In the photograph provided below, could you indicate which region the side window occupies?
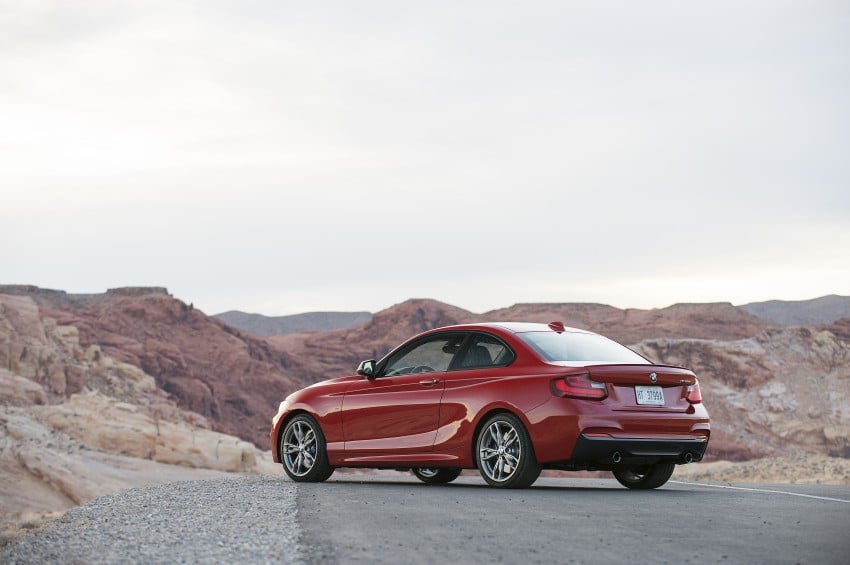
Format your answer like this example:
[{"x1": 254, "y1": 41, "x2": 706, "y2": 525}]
[
  {"x1": 383, "y1": 334, "x2": 465, "y2": 376},
  {"x1": 457, "y1": 334, "x2": 515, "y2": 369}
]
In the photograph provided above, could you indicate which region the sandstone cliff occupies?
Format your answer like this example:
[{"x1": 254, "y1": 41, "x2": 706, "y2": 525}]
[
  {"x1": 1, "y1": 287, "x2": 300, "y2": 447},
  {"x1": 0, "y1": 293, "x2": 278, "y2": 540},
  {"x1": 634, "y1": 328, "x2": 850, "y2": 460}
]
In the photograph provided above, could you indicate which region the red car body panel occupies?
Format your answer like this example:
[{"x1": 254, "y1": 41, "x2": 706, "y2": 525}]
[{"x1": 270, "y1": 323, "x2": 710, "y2": 470}]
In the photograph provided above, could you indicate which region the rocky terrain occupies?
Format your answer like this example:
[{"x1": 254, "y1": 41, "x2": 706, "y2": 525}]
[
  {"x1": 634, "y1": 328, "x2": 850, "y2": 460},
  {"x1": 1, "y1": 285, "x2": 848, "y2": 546},
  {"x1": 0, "y1": 292, "x2": 278, "y2": 544},
  {"x1": 1, "y1": 286, "x2": 301, "y2": 447}
]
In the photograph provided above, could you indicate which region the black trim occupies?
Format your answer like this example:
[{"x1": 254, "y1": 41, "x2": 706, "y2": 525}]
[{"x1": 569, "y1": 434, "x2": 708, "y2": 466}]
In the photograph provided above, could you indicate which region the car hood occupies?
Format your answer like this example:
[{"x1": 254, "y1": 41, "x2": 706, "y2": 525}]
[{"x1": 305, "y1": 374, "x2": 361, "y2": 389}]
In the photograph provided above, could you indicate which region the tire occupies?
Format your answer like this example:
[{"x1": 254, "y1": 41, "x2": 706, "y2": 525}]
[
  {"x1": 280, "y1": 414, "x2": 334, "y2": 482},
  {"x1": 412, "y1": 467, "x2": 462, "y2": 484},
  {"x1": 475, "y1": 413, "x2": 541, "y2": 488},
  {"x1": 612, "y1": 462, "x2": 675, "y2": 489}
]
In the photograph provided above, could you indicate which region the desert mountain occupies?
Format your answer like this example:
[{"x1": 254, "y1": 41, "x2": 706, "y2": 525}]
[
  {"x1": 482, "y1": 301, "x2": 767, "y2": 343},
  {"x1": 739, "y1": 294, "x2": 850, "y2": 326},
  {"x1": 215, "y1": 310, "x2": 372, "y2": 337},
  {"x1": 269, "y1": 298, "x2": 769, "y2": 385},
  {"x1": 268, "y1": 299, "x2": 479, "y2": 383},
  {"x1": 219, "y1": 293, "x2": 850, "y2": 341},
  {"x1": 1, "y1": 286, "x2": 300, "y2": 448}
]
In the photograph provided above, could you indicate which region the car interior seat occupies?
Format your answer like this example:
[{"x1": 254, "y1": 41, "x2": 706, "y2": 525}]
[{"x1": 462, "y1": 344, "x2": 493, "y2": 367}]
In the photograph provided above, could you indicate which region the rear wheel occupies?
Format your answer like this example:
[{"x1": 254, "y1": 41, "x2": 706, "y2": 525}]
[
  {"x1": 612, "y1": 462, "x2": 675, "y2": 489},
  {"x1": 412, "y1": 467, "x2": 462, "y2": 484},
  {"x1": 475, "y1": 413, "x2": 540, "y2": 488},
  {"x1": 280, "y1": 414, "x2": 334, "y2": 482}
]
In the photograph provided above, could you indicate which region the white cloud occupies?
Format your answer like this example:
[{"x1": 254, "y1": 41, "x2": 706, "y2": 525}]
[{"x1": 1, "y1": 0, "x2": 848, "y2": 314}]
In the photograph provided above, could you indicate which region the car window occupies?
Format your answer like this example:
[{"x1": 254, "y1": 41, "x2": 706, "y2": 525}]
[
  {"x1": 457, "y1": 334, "x2": 515, "y2": 369},
  {"x1": 518, "y1": 331, "x2": 648, "y2": 364},
  {"x1": 383, "y1": 334, "x2": 465, "y2": 376}
]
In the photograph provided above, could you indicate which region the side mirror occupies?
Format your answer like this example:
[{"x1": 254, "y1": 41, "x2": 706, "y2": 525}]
[{"x1": 356, "y1": 359, "x2": 376, "y2": 378}]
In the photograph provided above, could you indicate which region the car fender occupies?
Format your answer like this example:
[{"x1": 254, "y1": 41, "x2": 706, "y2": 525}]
[
  {"x1": 436, "y1": 371, "x2": 553, "y2": 467},
  {"x1": 271, "y1": 387, "x2": 347, "y2": 462}
]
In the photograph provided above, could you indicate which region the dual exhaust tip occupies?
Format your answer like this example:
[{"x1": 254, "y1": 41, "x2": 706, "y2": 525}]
[{"x1": 610, "y1": 451, "x2": 695, "y2": 464}]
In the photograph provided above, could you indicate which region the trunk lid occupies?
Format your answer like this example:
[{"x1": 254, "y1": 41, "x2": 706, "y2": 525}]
[
  {"x1": 585, "y1": 364, "x2": 696, "y2": 412},
  {"x1": 584, "y1": 364, "x2": 696, "y2": 386}
]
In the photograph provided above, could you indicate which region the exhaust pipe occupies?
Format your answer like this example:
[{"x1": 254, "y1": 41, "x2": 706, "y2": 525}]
[
  {"x1": 683, "y1": 452, "x2": 694, "y2": 464},
  {"x1": 612, "y1": 452, "x2": 622, "y2": 464}
]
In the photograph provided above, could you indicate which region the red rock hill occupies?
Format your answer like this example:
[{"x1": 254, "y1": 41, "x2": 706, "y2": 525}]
[{"x1": 2, "y1": 287, "x2": 300, "y2": 447}]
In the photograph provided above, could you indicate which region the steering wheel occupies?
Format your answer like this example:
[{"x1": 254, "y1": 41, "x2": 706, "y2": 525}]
[{"x1": 411, "y1": 365, "x2": 435, "y2": 374}]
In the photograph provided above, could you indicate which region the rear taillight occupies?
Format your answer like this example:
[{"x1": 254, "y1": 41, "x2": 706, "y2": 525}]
[
  {"x1": 551, "y1": 373, "x2": 608, "y2": 400},
  {"x1": 685, "y1": 380, "x2": 702, "y2": 404}
]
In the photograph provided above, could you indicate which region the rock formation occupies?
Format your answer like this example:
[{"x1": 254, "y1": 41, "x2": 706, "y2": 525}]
[
  {"x1": 0, "y1": 292, "x2": 278, "y2": 541},
  {"x1": 0, "y1": 287, "x2": 301, "y2": 447},
  {"x1": 634, "y1": 328, "x2": 850, "y2": 460}
]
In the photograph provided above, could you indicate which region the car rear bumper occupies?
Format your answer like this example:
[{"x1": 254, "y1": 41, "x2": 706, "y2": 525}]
[{"x1": 569, "y1": 433, "x2": 709, "y2": 466}]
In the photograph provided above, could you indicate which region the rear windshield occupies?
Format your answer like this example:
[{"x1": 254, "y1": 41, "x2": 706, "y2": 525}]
[{"x1": 518, "y1": 331, "x2": 648, "y2": 364}]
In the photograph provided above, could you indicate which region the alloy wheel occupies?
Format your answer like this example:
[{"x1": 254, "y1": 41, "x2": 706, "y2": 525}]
[
  {"x1": 478, "y1": 420, "x2": 522, "y2": 483},
  {"x1": 282, "y1": 420, "x2": 318, "y2": 477}
]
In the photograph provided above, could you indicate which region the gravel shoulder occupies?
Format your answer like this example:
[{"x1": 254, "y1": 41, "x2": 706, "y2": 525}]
[{"x1": 1, "y1": 476, "x2": 301, "y2": 564}]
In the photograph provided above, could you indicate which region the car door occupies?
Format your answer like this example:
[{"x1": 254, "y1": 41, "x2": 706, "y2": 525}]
[
  {"x1": 434, "y1": 332, "x2": 519, "y2": 453},
  {"x1": 342, "y1": 333, "x2": 465, "y2": 455}
]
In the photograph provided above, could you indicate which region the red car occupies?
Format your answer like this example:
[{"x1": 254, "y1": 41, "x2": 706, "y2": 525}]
[{"x1": 270, "y1": 322, "x2": 709, "y2": 489}]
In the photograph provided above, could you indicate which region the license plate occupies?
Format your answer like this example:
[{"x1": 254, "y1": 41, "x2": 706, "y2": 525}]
[{"x1": 635, "y1": 386, "x2": 665, "y2": 405}]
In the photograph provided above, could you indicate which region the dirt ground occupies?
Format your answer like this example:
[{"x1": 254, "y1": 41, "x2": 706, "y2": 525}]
[{"x1": 673, "y1": 453, "x2": 850, "y2": 485}]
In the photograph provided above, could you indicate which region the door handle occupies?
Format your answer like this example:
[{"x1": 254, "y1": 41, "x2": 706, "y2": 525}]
[{"x1": 419, "y1": 378, "x2": 440, "y2": 386}]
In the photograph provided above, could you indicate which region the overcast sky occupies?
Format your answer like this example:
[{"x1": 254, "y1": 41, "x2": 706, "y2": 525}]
[{"x1": 2, "y1": 1, "x2": 848, "y2": 315}]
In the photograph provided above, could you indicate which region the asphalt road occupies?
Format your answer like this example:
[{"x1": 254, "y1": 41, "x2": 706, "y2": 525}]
[
  {"x1": 298, "y1": 474, "x2": 850, "y2": 565},
  {"x1": 4, "y1": 473, "x2": 848, "y2": 564}
]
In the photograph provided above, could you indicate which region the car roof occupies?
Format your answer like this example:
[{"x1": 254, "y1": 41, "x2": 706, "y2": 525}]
[{"x1": 437, "y1": 322, "x2": 593, "y2": 335}]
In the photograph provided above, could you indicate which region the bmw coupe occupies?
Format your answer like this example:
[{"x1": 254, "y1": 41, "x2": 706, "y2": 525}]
[{"x1": 270, "y1": 322, "x2": 710, "y2": 489}]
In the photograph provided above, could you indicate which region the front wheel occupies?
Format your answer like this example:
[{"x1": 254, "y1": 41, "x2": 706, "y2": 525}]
[
  {"x1": 412, "y1": 467, "x2": 462, "y2": 484},
  {"x1": 612, "y1": 462, "x2": 675, "y2": 489},
  {"x1": 475, "y1": 413, "x2": 540, "y2": 488},
  {"x1": 280, "y1": 414, "x2": 334, "y2": 482}
]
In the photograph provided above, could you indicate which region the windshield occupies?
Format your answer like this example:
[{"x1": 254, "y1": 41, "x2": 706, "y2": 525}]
[{"x1": 518, "y1": 331, "x2": 648, "y2": 364}]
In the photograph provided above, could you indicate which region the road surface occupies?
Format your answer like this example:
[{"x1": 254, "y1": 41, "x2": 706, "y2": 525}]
[
  {"x1": 298, "y1": 474, "x2": 850, "y2": 564},
  {"x1": 3, "y1": 474, "x2": 848, "y2": 564}
]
